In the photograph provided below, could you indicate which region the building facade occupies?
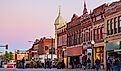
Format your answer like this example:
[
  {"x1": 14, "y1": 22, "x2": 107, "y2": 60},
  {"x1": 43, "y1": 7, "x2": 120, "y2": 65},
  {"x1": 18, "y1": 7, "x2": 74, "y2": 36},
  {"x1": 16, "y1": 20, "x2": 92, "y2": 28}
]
[
  {"x1": 67, "y1": 1, "x2": 93, "y2": 68},
  {"x1": 38, "y1": 37, "x2": 56, "y2": 62},
  {"x1": 15, "y1": 50, "x2": 29, "y2": 61},
  {"x1": 28, "y1": 39, "x2": 39, "y2": 61},
  {"x1": 104, "y1": 1, "x2": 121, "y2": 61},
  {"x1": 66, "y1": 1, "x2": 108, "y2": 68},
  {"x1": 54, "y1": 7, "x2": 67, "y2": 64},
  {"x1": 91, "y1": 4, "x2": 107, "y2": 67}
]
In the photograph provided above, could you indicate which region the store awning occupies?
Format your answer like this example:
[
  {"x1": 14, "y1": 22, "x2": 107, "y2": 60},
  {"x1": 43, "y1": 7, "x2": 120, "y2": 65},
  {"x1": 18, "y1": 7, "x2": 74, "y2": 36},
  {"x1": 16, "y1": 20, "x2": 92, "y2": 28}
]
[{"x1": 66, "y1": 46, "x2": 82, "y2": 56}]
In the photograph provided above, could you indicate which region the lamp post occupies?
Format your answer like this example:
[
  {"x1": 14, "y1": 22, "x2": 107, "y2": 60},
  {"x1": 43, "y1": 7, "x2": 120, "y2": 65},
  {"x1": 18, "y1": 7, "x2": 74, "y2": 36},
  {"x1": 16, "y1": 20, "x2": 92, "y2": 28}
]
[
  {"x1": 62, "y1": 48, "x2": 65, "y2": 69},
  {"x1": 91, "y1": 40, "x2": 95, "y2": 68},
  {"x1": 47, "y1": 52, "x2": 49, "y2": 60},
  {"x1": 62, "y1": 48, "x2": 65, "y2": 58}
]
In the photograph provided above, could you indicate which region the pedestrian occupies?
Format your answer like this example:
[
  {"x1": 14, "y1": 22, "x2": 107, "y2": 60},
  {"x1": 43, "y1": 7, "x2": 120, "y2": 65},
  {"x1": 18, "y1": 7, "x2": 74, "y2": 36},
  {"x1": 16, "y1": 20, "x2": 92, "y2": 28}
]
[
  {"x1": 82, "y1": 55, "x2": 87, "y2": 70},
  {"x1": 48, "y1": 60, "x2": 52, "y2": 69},
  {"x1": 113, "y1": 58, "x2": 120, "y2": 71},
  {"x1": 61, "y1": 60, "x2": 65, "y2": 69},
  {"x1": 106, "y1": 57, "x2": 112, "y2": 71},
  {"x1": 95, "y1": 58, "x2": 100, "y2": 71},
  {"x1": 87, "y1": 58, "x2": 91, "y2": 69},
  {"x1": 71, "y1": 61, "x2": 74, "y2": 69},
  {"x1": 22, "y1": 57, "x2": 25, "y2": 69}
]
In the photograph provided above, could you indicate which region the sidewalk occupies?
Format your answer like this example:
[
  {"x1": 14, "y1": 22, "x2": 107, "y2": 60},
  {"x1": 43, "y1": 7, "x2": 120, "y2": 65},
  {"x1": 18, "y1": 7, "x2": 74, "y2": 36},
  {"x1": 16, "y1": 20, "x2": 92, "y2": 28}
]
[{"x1": 64, "y1": 68, "x2": 106, "y2": 71}]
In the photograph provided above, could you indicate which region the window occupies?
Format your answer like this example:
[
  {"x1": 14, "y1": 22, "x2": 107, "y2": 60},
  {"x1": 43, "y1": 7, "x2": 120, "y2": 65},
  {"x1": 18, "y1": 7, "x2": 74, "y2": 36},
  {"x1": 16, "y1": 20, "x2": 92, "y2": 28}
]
[
  {"x1": 102, "y1": 27, "x2": 104, "y2": 39},
  {"x1": 110, "y1": 19, "x2": 113, "y2": 34},
  {"x1": 74, "y1": 33, "x2": 75, "y2": 45},
  {"x1": 79, "y1": 30, "x2": 82, "y2": 44},
  {"x1": 96, "y1": 15, "x2": 101, "y2": 21},
  {"x1": 107, "y1": 20, "x2": 110, "y2": 35},
  {"x1": 93, "y1": 29, "x2": 95, "y2": 41},
  {"x1": 74, "y1": 32, "x2": 77, "y2": 45},
  {"x1": 114, "y1": 17, "x2": 117, "y2": 34},
  {"x1": 78, "y1": 31, "x2": 80, "y2": 44},
  {"x1": 82, "y1": 33, "x2": 83, "y2": 43},
  {"x1": 97, "y1": 28, "x2": 99, "y2": 40},
  {"x1": 112, "y1": 18, "x2": 114, "y2": 34},
  {"x1": 45, "y1": 46, "x2": 49, "y2": 50},
  {"x1": 84, "y1": 30, "x2": 86, "y2": 42},
  {"x1": 86, "y1": 32, "x2": 88, "y2": 41},
  {"x1": 118, "y1": 16, "x2": 121, "y2": 33},
  {"x1": 91, "y1": 30, "x2": 92, "y2": 41},
  {"x1": 72, "y1": 34, "x2": 74, "y2": 45},
  {"x1": 100, "y1": 27, "x2": 103, "y2": 39},
  {"x1": 95, "y1": 29, "x2": 97, "y2": 41},
  {"x1": 95, "y1": 47, "x2": 104, "y2": 63},
  {"x1": 89, "y1": 28, "x2": 90, "y2": 41},
  {"x1": 68, "y1": 35, "x2": 71, "y2": 46}
]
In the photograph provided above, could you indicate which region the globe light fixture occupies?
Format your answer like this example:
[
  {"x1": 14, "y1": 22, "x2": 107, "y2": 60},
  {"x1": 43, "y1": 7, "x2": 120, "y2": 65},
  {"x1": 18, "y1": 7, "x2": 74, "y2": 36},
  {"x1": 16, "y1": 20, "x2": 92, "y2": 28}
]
[
  {"x1": 47, "y1": 52, "x2": 49, "y2": 55},
  {"x1": 63, "y1": 48, "x2": 65, "y2": 51},
  {"x1": 91, "y1": 40, "x2": 95, "y2": 45}
]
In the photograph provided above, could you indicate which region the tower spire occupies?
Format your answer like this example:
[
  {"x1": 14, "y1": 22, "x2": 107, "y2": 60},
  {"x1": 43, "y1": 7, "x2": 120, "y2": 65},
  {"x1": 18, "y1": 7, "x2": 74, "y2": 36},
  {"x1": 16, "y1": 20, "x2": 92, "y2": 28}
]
[
  {"x1": 83, "y1": 0, "x2": 88, "y2": 15},
  {"x1": 59, "y1": 5, "x2": 61, "y2": 16}
]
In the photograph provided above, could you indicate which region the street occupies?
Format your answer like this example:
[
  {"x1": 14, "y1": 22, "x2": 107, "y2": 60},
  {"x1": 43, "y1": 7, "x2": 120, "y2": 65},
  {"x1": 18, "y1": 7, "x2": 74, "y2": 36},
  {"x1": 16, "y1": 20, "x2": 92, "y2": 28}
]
[{"x1": 0, "y1": 68, "x2": 105, "y2": 71}]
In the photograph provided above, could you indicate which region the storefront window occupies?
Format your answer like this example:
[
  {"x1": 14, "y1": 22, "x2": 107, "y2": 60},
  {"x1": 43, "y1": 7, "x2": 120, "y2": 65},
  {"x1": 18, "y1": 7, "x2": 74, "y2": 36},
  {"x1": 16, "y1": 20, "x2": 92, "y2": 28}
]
[{"x1": 95, "y1": 47, "x2": 104, "y2": 63}]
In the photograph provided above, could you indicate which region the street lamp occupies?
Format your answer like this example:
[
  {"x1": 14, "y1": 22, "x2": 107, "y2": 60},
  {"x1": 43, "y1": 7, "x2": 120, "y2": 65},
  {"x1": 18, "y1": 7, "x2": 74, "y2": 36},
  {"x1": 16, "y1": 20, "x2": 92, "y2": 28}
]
[
  {"x1": 91, "y1": 40, "x2": 95, "y2": 45},
  {"x1": 47, "y1": 52, "x2": 49, "y2": 60},
  {"x1": 62, "y1": 48, "x2": 66, "y2": 69},
  {"x1": 91, "y1": 40, "x2": 95, "y2": 68},
  {"x1": 62, "y1": 48, "x2": 65, "y2": 59}
]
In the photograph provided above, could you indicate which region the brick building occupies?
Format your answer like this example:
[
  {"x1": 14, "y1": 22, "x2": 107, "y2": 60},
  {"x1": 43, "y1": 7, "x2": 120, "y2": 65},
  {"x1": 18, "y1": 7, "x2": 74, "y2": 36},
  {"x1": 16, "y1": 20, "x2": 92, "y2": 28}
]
[
  {"x1": 66, "y1": 1, "x2": 93, "y2": 68},
  {"x1": 66, "y1": 1, "x2": 107, "y2": 68},
  {"x1": 91, "y1": 4, "x2": 107, "y2": 67},
  {"x1": 38, "y1": 37, "x2": 56, "y2": 62},
  {"x1": 104, "y1": 0, "x2": 121, "y2": 66}
]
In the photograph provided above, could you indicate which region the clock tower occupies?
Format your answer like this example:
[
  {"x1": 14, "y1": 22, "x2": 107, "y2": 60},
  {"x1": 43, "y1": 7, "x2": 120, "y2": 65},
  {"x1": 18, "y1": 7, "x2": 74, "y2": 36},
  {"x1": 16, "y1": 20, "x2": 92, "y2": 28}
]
[{"x1": 54, "y1": 6, "x2": 66, "y2": 53}]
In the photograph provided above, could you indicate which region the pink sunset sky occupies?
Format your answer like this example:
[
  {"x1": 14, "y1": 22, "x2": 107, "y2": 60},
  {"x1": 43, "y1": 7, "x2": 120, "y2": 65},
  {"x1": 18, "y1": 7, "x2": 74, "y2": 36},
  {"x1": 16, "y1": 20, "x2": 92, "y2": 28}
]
[{"x1": 0, "y1": 0, "x2": 119, "y2": 52}]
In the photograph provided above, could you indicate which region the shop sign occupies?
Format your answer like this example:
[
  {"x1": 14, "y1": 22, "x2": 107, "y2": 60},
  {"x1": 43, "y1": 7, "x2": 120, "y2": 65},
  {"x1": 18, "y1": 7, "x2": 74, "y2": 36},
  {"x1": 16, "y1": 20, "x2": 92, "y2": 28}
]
[{"x1": 87, "y1": 48, "x2": 92, "y2": 55}]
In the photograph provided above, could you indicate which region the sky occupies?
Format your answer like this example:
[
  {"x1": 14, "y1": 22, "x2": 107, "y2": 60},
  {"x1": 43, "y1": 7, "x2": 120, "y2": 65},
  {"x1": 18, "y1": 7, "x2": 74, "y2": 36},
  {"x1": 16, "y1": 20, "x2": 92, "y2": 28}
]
[{"x1": 0, "y1": 0, "x2": 119, "y2": 52}]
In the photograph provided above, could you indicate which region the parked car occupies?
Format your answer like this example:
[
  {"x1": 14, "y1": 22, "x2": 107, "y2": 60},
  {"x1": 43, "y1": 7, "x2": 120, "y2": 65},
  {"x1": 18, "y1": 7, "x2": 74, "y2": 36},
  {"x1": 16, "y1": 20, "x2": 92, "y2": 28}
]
[{"x1": 7, "y1": 60, "x2": 16, "y2": 68}]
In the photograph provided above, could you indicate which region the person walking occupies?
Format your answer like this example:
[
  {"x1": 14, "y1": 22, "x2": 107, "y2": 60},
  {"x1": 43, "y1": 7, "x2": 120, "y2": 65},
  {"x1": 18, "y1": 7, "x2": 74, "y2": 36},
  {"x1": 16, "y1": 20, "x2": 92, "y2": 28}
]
[
  {"x1": 22, "y1": 57, "x2": 25, "y2": 69},
  {"x1": 95, "y1": 58, "x2": 100, "y2": 71},
  {"x1": 113, "y1": 58, "x2": 120, "y2": 71},
  {"x1": 87, "y1": 58, "x2": 91, "y2": 69},
  {"x1": 106, "y1": 57, "x2": 112, "y2": 71},
  {"x1": 82, "y1": 55, "x2": 87, "y2": 70}
]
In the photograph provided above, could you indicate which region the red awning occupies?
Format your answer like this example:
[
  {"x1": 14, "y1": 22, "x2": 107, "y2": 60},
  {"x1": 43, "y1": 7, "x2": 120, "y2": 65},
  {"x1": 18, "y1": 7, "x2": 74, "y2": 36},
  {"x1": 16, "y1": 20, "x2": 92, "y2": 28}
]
[{"x1": 66, "y1": 46, "x2": 82, "y2": 56}]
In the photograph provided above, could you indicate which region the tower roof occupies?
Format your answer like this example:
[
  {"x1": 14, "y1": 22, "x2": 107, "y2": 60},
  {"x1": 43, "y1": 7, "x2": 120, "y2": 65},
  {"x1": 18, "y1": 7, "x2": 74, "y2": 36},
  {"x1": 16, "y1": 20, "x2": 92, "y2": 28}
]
[{"x1": 54, "y1": 6, "x2": 66, "y2": 28}]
